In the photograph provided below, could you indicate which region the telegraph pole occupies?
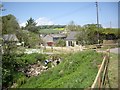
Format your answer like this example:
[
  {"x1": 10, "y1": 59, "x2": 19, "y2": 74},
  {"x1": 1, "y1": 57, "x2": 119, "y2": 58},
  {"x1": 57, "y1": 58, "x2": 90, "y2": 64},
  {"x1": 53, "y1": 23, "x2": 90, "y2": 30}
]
[{"x1": 95, "y1": 1, "x2": 100, "y2": 44}]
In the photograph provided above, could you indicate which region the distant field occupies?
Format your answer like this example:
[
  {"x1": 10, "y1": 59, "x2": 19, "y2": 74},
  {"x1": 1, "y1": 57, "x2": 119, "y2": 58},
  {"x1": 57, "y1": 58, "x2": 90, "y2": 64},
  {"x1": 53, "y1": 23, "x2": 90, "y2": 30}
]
[
  {"x1": 54, "y1": 28, "x2": 65, "y2": 30},
  {"x1": 39, "y1": 28, "x2": 64, "y2": 34},
  {"x1": 19, "y1": 50, "x2": 103, "y2": 88}
]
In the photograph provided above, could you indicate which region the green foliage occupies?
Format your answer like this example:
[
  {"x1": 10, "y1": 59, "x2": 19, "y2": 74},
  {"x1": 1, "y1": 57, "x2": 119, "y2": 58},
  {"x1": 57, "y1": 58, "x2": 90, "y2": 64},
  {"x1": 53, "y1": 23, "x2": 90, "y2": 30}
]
[
  {"x1": 55, "y1": 39, "x2": 66, "y2": 47},
  {"x1": 39, "y1": 29, "x2": 60, "y2": 34},
  {"x1": 15, "y1": 53, "x2": 46, "y2": 67},
  {"x1": 16, "y1": 30, "x2": 40, "y2": 48},
  {"x1": 2, "y1": 14, "x2": 20, "y2": 34},
  {"x1": 2, "y1": 52, "x2": 46, "y2": 88},
  {"x1": 24, "y1": 17, "x2": 38, "y2": 33},
  {"x1": 102, "y1": 28, "x2": 118, "y2": 35},
  {"x1": 76, "y1": 29, "x2": 98, "y2": 45},
  {"x1": 16, "y1": 76, "x2": 27, "y2": 87},
  {"x1": 65, "y1": 21, "x2": 82, "y2": 31},
  {"x1": 12, "y1": 72, "x2": 27, "y2": 87},
  {"x1": 47, "y1": 62, "x2": 52, "y2": 68},
  {"x1": 19, "y1": 50, "x2": 103, "y2": 88},
  {"x1": 2, "y1": 53, "x2": 17, "y2": 87},
  {"x1": 37, "y1": 25, "x2": 65, "y2": 29},
  {"x1": 35, "y1": 54, "x2": 46, "y2": 63},
  {"x1": 76, "y1": 24, "x2": 108, "y2": 45},
  {"x1": 26, "y1": 17, "x2": 37, "y2": 27}
]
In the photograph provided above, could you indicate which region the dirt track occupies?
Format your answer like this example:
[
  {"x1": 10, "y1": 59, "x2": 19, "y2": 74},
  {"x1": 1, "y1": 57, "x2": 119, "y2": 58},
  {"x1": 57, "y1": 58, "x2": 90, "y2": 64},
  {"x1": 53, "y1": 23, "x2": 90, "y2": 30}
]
[{"x1": 110, "y1": 48, "x2": 120, "y2": 54}]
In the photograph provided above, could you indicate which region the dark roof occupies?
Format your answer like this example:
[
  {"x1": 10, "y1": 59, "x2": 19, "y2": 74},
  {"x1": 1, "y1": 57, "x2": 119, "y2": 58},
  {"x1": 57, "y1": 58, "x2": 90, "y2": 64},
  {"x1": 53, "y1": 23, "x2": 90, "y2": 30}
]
[
  {"x1": 66, "y1": 31, "x2": 78, "y2": 41},
  {"x1": 42, "y1": 34, "x2": 66, "y2": 42},
  {"x1": 42, "y1": 34, "x2": 53, "y2": 42},
  {"x1": 3, "y1": 34, "x2": 19, "y2": 42},
  {"x1": 51, "y1": 34, "x2": 66, "y2": 38}
]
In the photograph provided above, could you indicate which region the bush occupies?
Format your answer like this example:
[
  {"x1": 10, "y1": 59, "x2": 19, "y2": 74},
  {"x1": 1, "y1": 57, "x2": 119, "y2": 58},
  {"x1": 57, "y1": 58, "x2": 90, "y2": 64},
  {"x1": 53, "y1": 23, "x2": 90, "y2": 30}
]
[
  {"x1": 17, "y1": 76, "x2": 27, "y2": 87},
  {"x1": 35, "y1": 54, "x2": 46, "y2": 63},
  {"x1": 55, "y1": 39, "x2": 66, "y2": 47}
]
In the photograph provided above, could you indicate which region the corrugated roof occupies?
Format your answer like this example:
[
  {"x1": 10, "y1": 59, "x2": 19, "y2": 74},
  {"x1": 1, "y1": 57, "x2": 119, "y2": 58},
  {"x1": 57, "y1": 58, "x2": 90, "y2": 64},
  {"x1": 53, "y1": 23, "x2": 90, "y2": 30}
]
[
  {"x1": 66, "y1": 31, "x2": 78, "y2": 40},
  {"x1": 43, "y1": 34, "x2": 53, "y2": 42},
  {"x1": 3, "y1": 34, "x2": 19, "y2": 42},
  {"x1": 51, "y1": 34, "x2": 66, "y2": 38}
]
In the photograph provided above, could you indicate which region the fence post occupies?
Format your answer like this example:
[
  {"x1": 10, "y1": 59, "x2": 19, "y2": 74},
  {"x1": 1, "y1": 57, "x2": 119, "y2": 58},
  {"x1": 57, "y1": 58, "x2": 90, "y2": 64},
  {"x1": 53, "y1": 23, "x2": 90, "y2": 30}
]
[
  {"x1": 105, "y1": 49, "x2": 111, "y2": 88},
  {"x1": 97, "y1": 64, "x2": 101, "y2": 89}
]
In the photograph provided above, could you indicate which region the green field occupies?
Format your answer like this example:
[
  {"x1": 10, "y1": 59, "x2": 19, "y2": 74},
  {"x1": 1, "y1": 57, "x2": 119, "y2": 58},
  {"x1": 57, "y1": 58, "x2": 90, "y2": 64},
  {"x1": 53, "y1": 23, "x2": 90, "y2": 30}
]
[
  {"x1": 19, "y1": 50, "x2": 103, "y2": 88},
  {"x1": 39, "y1": 29, "x2": 62, "y2": 34}
]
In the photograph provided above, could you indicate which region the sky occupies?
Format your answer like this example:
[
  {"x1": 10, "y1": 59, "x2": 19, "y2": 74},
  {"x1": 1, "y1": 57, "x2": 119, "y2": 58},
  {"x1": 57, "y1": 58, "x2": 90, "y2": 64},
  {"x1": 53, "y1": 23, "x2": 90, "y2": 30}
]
[{"x1": 2, "y1": 2, "x2": 118, "y2": 28}]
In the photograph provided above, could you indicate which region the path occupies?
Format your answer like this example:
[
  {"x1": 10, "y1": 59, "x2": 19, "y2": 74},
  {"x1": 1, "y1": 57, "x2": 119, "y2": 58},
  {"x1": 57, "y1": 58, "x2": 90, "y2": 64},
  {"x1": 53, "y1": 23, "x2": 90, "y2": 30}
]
[
  {"x1": 106, "y1": 48, "x2": 118, "y2": 88},
  {"x1": 110, "y1": 48, "x2": 120, "y2": 54}
]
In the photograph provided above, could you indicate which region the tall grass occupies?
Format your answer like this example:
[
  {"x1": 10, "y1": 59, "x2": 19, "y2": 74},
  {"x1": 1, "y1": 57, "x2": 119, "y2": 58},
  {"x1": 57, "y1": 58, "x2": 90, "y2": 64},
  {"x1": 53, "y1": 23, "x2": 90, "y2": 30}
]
[{"x1": 19, "y1": 50, "x2": 103, "y2": 88}]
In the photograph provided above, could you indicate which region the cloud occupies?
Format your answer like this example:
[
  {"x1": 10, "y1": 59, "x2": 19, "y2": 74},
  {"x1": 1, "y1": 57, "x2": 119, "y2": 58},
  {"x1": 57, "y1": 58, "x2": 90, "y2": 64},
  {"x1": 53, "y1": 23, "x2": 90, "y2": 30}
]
[
  {"x1": 19, "y1": 17, "x2": 54, "y2": 27},
  {"x1": 19, "y1": 22, "x2": 26, "y2": 27},
  {"x1": 35, "y1": 17, "x2": 54, "y2": 26}
]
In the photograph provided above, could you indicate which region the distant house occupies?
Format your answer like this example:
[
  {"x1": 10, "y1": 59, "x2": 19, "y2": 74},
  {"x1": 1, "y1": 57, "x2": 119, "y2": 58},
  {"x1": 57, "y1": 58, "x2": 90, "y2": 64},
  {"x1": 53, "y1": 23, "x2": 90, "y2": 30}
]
[
  {"x1": 51, "y1": 34, "x2": 66, "y2": 42},
  {"x1": 41, "y1": 34, "x2": 66, "y2": 46},
  {"x1": 3, "y1": 34, "x2": 19, "y2": 43},
  {"x1": 66, "y1": 31, "x2": 79, "y2": 47}
]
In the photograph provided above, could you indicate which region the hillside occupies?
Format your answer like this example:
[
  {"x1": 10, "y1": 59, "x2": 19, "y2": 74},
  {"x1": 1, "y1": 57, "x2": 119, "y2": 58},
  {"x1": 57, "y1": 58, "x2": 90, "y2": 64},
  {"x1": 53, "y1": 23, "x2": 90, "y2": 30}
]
[
  {"x1": 39, "y1": 29, "x2": 63, "y2": 34},
  {"x1": 19, "y1": 50, "x2": 103, "y2": 88}
]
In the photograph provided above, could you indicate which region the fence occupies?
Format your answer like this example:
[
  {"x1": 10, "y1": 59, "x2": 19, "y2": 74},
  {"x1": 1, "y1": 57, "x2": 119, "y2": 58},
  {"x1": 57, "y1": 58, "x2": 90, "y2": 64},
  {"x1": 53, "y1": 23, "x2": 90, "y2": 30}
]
[{"x1": 91, "y1": 49, "x2": 110, "y2": 89}]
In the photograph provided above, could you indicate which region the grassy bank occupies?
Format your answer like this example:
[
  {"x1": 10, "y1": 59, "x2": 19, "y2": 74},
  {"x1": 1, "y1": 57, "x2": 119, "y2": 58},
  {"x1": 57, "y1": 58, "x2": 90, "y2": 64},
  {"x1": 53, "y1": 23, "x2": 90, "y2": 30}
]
[
  {"x1": 19, "y1": 50, "x2": 103, "y2": 88},
  {"x1": 107, "y1": 53, "x2": 118, "y2": 88}
]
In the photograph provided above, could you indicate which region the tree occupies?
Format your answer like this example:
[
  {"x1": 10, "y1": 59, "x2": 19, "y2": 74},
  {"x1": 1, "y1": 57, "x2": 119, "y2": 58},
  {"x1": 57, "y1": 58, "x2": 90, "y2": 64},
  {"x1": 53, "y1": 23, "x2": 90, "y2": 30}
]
[
  {"x1": 16, "y1": 30, "x2": 41, "y2": 48},
  {"x1": 26, "y1": 17, "x2": 36, "y2": 27},
  {"x1": 65, "y1": 21, "x2": 76, "y2": 31},
  {"x1": 25, "y1": 17, "x2": 38, "y2": 33},
  {"x1": 76, "y1": 24, "x2": 103, "y2": 45},
  {"x1": 2, "y1": 14, "x2": 20, "y2": 34}
]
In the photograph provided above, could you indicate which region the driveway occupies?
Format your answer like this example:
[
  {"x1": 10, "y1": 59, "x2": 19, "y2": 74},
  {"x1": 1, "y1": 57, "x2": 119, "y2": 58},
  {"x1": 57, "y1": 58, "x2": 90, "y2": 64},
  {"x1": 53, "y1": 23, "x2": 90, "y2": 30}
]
[{"x1": 110, "y1": 48, "x2": 120, "y2": 54}]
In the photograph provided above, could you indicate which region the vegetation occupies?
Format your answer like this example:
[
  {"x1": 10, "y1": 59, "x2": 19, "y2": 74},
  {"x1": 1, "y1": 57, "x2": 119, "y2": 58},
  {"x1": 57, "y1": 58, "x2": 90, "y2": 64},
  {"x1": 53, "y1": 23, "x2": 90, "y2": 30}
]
[
  {"x1": 39, "y1": 29, "x2": 61, "y2": 34},
  {"x1": 2, "y1": 52, "x2": 46, "y2": 88},
  {"x1": 19, "y1": 50, "x2": 103, "y2": 88},
  {"x1": 1, "y1": 14, "x2": 119, "y2": 89},
  {"x1": 37, "y1": 25, "x2": 65, "y2": 29},
  {"x1": 2, "y1": 14, "x2": 20, "y2": 34},
  {"x1": 24, "y1": 17, "x2": 39, "y2": 33},
  {"x1": 76, "y1": 24, "x2": 119, "y2": 45},
  {"x1": 16, "y1": 30, "x2": 40, "y2": 48},
  {"x1": 55, "y1": 39, "x2": 66, "y2": 47},
  {"x1": 65, "y1": 21, "x2": 82, "y2": 31},
  {"x1": 107, "y1": 53, "x2": 118, "y2": 88}
]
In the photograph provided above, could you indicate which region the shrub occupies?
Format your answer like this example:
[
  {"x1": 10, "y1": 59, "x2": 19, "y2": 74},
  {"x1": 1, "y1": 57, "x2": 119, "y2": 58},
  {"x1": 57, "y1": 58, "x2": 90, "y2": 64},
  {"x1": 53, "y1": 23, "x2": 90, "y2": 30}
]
[
  {"x1": 55, "y1": 39, "x2": 66, "y2": 47},
  {"x1": 35, "y1": 54, "x2": 46, "y2": 63}
]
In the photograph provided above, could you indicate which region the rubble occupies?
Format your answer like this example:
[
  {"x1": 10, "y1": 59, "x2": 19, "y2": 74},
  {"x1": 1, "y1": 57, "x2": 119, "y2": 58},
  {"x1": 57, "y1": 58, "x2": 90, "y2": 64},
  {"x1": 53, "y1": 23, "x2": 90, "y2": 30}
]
[{"x1": 24, "y1": 58, "x2": 62, "y2": 77}]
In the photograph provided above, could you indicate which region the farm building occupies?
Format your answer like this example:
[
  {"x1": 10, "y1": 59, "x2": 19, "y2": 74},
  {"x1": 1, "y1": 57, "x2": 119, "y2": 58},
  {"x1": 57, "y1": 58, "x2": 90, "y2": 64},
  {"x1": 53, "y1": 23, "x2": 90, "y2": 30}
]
[
  {"x1": 66, "y1": 31, "x2": 79, "y2": 47},
  {"x1": 40, "y1": 34, "x2": 66, "y2": 46},
  {"x1": 3, "y1": 34, "x2": 19, "y2": 43}
]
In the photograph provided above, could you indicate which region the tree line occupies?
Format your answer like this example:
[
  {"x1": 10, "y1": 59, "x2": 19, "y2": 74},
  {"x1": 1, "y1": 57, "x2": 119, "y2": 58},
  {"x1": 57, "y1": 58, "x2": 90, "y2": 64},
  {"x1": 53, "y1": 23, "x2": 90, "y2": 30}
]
[{"x1": 2, "y1": 14, "x2": 119, "y2": 46}]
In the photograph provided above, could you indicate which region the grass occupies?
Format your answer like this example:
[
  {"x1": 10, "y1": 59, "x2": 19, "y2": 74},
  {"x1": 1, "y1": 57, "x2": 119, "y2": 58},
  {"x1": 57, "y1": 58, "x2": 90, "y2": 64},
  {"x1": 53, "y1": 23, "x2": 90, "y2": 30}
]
[
  {"x1": 15, "y1": 53, "x2": 46, "y2": 67},
  {"x1": 19, "y1": 50, "x2": 103, "y2": 88},
  {"x1": 107, "y1": 53, "x2": 118, "y2": 88},
  {"x1": 39, "y1": 29, "x2": 60, "y2": 34},
  {"x1": 7, "y1": 53, "x2": 47, "y2": 88}
]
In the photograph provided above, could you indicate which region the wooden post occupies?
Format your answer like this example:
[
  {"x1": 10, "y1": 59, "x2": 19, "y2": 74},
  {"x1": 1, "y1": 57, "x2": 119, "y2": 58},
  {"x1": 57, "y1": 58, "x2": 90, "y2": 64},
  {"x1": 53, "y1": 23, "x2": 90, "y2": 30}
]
[
  {"x1": 91, "y1": 49, "x2": 110, "y2": 89},
  {"x1": 91, "y1": 56, "x2": 106, "y2": 89},
  {"x1": 97, "y1": 64, "x2": 101, "y2": 89}
]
